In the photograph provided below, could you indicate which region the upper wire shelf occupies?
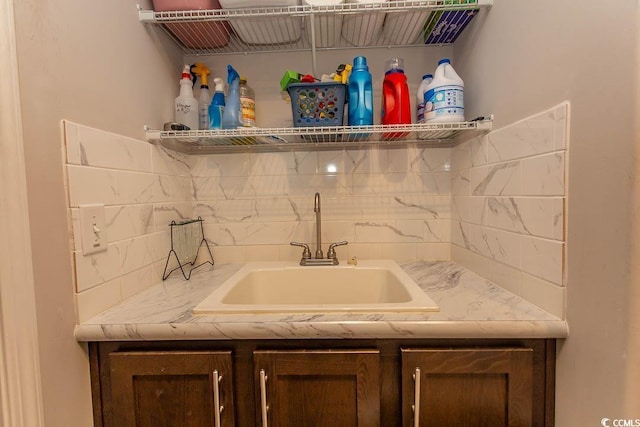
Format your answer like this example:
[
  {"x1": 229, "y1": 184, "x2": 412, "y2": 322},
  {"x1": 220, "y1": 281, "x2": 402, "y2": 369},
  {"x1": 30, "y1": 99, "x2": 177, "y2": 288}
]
[
  {"x1": 138, "y1": 0, "x2": 493, "y2": 56},
  {"x1": 145, "y1": 118, "x2": 493, "y2": 154}
]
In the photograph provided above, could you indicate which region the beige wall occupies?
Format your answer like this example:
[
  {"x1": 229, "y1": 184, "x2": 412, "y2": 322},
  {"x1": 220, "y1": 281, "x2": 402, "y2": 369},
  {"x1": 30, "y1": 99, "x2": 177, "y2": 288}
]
[
  {"x1": 12, "y1": 1, "x2": 180, "y2": 425},
  {"x1": 455, "y1": 0, "x2": 639, "y2": 423},
  {"x1": 10, "y1": 0, "x2": 640, "y2": 425},
  {"x1": 629, "y1": 4, "x2": 640, "y2": 412}
]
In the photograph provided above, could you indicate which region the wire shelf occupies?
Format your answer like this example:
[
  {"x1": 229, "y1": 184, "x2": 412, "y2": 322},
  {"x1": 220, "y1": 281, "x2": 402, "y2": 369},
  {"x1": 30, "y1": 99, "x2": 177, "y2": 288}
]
[
  {"x1": 139, "y1": 0, "x2": 492, "y2": 56},
  {"x1": 145, "y1": 118, "x2": 492, "y2": 154}
]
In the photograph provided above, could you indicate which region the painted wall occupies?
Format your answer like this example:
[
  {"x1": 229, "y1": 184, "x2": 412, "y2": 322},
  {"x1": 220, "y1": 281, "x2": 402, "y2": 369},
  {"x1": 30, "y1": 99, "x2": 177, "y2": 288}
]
[
  {"x1": 12, "y1": 1, "x2": 181, "y2": 425},
  {"x1": 454, "y1": 0, "x2": 639, "y2": 423}
]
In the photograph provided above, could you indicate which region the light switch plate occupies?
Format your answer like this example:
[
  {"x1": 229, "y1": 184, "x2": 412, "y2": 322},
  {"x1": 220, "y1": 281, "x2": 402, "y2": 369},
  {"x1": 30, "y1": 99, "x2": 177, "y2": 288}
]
[{"x1": 79, "y1": 204, "x2": 107, "y2": 255}]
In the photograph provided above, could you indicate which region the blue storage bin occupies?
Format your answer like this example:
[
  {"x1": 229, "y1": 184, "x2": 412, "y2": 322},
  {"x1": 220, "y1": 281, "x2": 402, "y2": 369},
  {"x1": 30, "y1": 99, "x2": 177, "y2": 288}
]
[{"x1": 287, "y1": 82, "x2": 347, "y2": 127}]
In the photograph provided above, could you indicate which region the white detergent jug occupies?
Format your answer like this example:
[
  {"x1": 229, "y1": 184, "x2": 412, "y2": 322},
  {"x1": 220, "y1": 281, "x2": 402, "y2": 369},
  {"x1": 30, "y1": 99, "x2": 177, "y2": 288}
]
[{"x1": 423, "y1": 58, "x2": 465, "y2": 123}]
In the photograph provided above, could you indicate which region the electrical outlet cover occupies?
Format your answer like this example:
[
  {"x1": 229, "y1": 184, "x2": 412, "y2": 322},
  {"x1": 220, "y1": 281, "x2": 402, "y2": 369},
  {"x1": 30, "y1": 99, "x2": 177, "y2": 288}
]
[{"x1": 79, "y1": 204, "x2": 108, "y2": 255}]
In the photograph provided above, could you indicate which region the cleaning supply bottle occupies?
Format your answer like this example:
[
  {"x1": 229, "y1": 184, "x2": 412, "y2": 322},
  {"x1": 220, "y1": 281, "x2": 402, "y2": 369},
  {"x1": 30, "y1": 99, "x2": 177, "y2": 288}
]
[
  {"x1": 239, "y1": 77, "x2": 256, "y2": 127},
  {"x1": 424, "y1": 58, "x2": 465, "y2": 123},
  {"x1": 416, "y1": 73, "x2": 433, "y2": 124},
  {"x1": 193, "y1": 63, "x2": 211, "y2": 130},
  {"x1": 347, "y1": 56, "x2": 373, "y2": 126},
  {"x1": 381, "y1": 58, "x2": 411, "y2": 138},
  {"x1": 174, "y1": 64, "x2": 199, "y2": 130},
  {"x1": 209, "y1": 77, "x2": 225, "y2": 129},
  {"x1": 221, "y1": 65, "x2": 241, "y2": 129}
]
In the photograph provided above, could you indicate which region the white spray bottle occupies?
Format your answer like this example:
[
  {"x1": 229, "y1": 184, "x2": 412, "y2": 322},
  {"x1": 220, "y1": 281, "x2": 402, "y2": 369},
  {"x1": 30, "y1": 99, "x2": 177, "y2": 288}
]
[
  {"x1": 193, "y1": 63, "x2": 211, "y2": 130},
  {"x1": 174, "y1": 64, "x2": 199, "y2": 130}
]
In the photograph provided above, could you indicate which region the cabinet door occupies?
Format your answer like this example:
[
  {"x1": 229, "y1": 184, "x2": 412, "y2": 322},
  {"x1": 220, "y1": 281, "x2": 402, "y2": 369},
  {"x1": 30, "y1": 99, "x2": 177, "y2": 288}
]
[
  {"x1": 254, "y1": 350, "x2": 380, "y2": 427},
  {"x1": 109, "y1": 351, "x2": 235, "y2": 427},
  {"x1": 402, "y1": 348, "x2": 534, "y2": 427}
]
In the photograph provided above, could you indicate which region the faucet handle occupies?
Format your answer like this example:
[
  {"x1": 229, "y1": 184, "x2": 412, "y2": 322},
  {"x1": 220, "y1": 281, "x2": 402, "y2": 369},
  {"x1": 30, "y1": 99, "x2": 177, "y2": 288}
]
[
  {"x1": 327, "y1": 241, "x2": 348, "y2": 262},
  {"x1": 290, "y1": 242, "x2": 311, "y2": 260}
]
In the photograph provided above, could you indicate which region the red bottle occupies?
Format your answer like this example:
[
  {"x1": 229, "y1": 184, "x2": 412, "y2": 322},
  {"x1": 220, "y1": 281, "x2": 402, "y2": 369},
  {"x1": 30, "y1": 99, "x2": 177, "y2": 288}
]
[{"x1": 381, "y1": 58, "x2": 411, "y2": 139}]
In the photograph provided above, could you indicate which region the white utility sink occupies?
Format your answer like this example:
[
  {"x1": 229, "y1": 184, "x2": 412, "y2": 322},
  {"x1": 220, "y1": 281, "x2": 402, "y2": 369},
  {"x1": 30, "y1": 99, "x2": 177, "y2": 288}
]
[{"x1": 193, "y1": 260, "x2": 439, "y2": 315}]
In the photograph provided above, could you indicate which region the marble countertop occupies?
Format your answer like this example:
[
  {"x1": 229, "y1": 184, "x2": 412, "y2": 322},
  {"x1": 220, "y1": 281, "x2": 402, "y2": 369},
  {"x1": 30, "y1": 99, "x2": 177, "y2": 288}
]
[{"x1": 74, "y1": 261, "x2": 568, "y2": 341}]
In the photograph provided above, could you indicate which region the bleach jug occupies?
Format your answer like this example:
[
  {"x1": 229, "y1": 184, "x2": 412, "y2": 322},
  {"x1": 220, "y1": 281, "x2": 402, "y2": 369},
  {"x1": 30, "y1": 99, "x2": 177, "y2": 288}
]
[
  {"x1": 424, "y1": 58, "x2": 465, "y2": 123},
  {"x1": 416, "y1": 73, "x2": 433, "y2": 124},
  {"x1": 348, "y1": 56, "x2": 373, "y2": 126},
  {"x1": 381, "y1": 58, "x2": 411, "y2": 138}
]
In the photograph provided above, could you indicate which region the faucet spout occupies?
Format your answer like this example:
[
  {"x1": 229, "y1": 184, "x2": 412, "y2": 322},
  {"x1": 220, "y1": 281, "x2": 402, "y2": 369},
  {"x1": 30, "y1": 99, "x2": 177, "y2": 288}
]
[{"x1": 314, "y1": 192, "x2": 323, "y2": 259}]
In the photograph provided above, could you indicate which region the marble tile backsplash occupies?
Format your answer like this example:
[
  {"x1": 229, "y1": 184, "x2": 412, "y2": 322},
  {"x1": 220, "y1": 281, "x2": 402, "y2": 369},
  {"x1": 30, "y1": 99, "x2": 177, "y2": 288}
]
[
  {"x1": 64, "y1": 121, "x2": 194, "y2": 322},
  {"x1": 450, "y1": 102, "x2": 568, "y2": 318},
  {"x1": 190, "y1": 146, "x2": 452, "y2": 264},
  {"x1": 63, "y1": 122, "x2": 451, "y2": 322},
  {"x1": 64, "y1": 102, "x2": 568, "y2": 322}
]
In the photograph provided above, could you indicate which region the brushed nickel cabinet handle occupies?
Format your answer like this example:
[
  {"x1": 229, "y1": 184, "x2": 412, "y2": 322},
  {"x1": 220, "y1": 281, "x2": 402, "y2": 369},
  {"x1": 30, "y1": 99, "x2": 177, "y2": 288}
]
[
  {"x1": 260, "y1": 369, "x2": 269, "y2": 427},
  {"x1": 412, "y1": 367, "x2": 421, "y2": 427},
  {"x1": 213, "y1": 370, "x2": 224, "y2": 427}
]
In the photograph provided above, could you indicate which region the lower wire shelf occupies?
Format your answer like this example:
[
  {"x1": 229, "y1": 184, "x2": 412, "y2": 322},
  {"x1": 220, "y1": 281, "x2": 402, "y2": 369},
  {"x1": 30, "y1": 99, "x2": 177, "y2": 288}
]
[{"x1": 145, "y1": 118, "x2": 492, "y2": 154}]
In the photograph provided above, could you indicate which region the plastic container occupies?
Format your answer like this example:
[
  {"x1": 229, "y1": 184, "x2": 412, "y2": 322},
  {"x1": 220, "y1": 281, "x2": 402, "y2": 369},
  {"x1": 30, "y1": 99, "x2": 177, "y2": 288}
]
[
  {"x1": 382, "y1": 9, "x2": 431, "y2": 45},
  {"x1": 381, "y1": 58, "x2": 411, "y2": 138},
  {"x1": 208, "y1": 78, "x2": 225, "y2": 129},
  {"x1": 416, "y1": 73, "x2": 433, "y2": 124},
  {"x1": 424, "y1": 58, "x2": 464, "y2": 123},
  {"x1": 348, "y1": 56, "x2": 373, "y2": 126},
  {"x1": 152, "y1": 0, "x2": 230, "y2": 48},
  {"x1": 239, "y1": 77, "x2": 256, "y2": 127},
  {"x1": 424, "y1": 7, "x2": 479, "y2": 45},
  {"x1": 175, "y1": 65, "x2": 199, "y2": 130},
  {"x1": 303, "y1": 0, "x2": 343, "y2": 48},
  {"x1": 342, "y1": 0, "x2": 387, "y2": 46},
  {"x1": 218, "y1": 0, "x2": 302, "y2": 45},
  {"x1": 198, "y1": 82, "x2": 211, "y2": 130},
  {"x1": 221, "y1": 65, "x2": 241, "y2": 129},
  {"x1": 192, "y1": 63, "x2": 212, "y2": 130},
  {"x1": 287, "y1": 82, "x2": 346, "y2": 127}
]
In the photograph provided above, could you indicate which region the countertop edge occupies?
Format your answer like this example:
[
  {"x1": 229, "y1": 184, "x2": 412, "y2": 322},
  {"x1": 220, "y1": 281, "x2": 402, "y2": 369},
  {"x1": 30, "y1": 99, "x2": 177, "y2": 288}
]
[{"x1": 74, "y1": 319, "x2": 569, "y2": 342}]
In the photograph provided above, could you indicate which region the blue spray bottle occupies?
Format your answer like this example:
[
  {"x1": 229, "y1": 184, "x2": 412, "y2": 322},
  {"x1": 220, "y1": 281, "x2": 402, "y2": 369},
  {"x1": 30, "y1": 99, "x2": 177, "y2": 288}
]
[
  {"x1": 208, "y1": 78, "x2": 225, "y2": 129},
  {"x1": 221, "y1": 65, "x2": 241, "y2": 129}
]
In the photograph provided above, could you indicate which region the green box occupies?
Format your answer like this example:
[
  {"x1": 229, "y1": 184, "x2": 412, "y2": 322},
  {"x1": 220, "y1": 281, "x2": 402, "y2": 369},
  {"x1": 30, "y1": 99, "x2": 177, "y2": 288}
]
[{"x1": 280, "y1": 70, "x2": 301, "y2": 92}]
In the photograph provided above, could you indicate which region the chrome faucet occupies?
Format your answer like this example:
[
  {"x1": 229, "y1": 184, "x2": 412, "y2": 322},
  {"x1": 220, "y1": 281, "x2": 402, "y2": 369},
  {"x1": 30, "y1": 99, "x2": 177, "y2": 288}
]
[
  {"x1": 314, "y1": 192, "x2": 323, "y2": 259},
  {"x1": 290, "y1": 192, "x2": 348, "y2": 266}
]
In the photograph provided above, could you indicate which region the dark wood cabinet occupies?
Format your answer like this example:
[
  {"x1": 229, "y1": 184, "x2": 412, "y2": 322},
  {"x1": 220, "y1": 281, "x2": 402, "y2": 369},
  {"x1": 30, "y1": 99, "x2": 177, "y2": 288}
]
[
  {"x1": 107, "y1": 351, "x2": 235, "y2": 427},
  {"x1": 401, "y1": 348, "x2": 535, "y2": 427},
  {"x1": 90, "y1": 339, "x2": 555, "y2": 427},
  {"x1": 254, "y1": 350, "x2": 380, "y2": 427}
]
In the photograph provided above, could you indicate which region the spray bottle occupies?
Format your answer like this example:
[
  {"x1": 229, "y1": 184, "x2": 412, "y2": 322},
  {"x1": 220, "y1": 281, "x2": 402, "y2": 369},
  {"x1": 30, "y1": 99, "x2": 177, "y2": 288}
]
[
  {"x1": 221, "y1": 65, "x2": 241, "y2": 129},
  {"x1": 209, "y1": 78, "x2": 225, "y2": 129},
  {"x1": 192, "y1": 63, "x2": 211, "y2": 130},
  {"x1": 174, "y1": 65, "x2": 199, "y2": 130}
]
